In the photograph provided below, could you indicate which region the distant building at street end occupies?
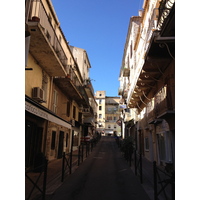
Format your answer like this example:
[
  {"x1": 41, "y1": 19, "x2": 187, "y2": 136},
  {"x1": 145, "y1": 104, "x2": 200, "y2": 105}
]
[{"x1": 95, "y1": 91, "x2": 121, "y2": 137}]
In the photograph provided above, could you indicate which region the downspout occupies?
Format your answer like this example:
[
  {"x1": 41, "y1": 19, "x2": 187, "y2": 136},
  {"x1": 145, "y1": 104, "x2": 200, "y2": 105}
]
[
  {"x1": 48, "y1": 76, "x2": 54, "y2": 110},
  {"x1": 43, "y1": 76, "x2": 53, "y2": 156}
]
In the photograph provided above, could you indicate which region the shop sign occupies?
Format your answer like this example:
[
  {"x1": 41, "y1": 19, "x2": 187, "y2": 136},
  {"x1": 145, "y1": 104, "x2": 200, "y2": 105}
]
[
  {"x1": 25, "y1": 101, "x2": 71, "y2": 129},
  {"x1": 25, "y1": 101, "x2": 48, "y2": 120}
]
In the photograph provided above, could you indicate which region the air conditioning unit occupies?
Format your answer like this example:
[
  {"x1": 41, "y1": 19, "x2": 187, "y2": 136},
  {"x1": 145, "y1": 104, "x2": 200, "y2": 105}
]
[{"x1": 32, "y1": 87, "x2": 44, "y2": 102}]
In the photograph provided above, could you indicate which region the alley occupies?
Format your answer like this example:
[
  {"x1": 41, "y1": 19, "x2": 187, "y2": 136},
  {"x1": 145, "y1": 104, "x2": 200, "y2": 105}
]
[{"x1": 48, "y1": 136, "x2": 150, "y2": 200}]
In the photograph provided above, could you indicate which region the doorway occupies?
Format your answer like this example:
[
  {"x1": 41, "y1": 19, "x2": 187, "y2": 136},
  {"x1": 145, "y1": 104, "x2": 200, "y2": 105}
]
[{"x1": 25, "y1": 120, "x2": 43, "y2": 168}]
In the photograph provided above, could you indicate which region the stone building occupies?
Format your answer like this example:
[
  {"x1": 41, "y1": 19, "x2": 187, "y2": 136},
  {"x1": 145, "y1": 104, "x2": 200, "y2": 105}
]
[
  {"x1": 118, "y1": 0, "x2": 175, "y2": 168},
  {"x1": 95, "y1": 91, "x2": 121, "y2": 136},
  {"x1": 25, "y1": 0, "x2": 96, "y2": 169},
  {"x1": 70, "y1": 46, "x2": 98, "y2": 140}
]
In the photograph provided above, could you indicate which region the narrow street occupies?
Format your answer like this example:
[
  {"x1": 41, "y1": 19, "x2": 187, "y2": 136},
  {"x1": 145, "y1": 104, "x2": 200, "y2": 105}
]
[{"x1": 48, "y1": 136, "x2": 150, "y2": 200}]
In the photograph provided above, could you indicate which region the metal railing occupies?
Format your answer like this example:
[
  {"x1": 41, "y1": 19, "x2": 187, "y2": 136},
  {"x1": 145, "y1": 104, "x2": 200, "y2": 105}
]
[
  {"x1": 28, "y1": 0, "x2": 69, "y2": 71},
  {"x1": 25, "y1": 158, "x2": 48, "y2": 200},
  {"x1": 153, "y1": 161, "x2": 175, "y2": 200},
  {"x1": 61, "y1": 137, "x2": 101, "y2": 182},
  {"x1": 134, "y1": 151, "x2": 143, "y2": 184}
]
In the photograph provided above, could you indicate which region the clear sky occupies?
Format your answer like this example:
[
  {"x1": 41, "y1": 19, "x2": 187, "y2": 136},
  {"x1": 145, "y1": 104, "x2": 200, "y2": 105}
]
[{"x1": 51, "y1": 0, "x2": 143, "y2": 96}]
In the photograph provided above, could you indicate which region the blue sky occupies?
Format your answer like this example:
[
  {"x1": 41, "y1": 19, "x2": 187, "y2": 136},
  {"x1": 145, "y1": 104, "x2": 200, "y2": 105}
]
[{"x1": 51, "y1": 0, "x2": 143, "y2": 96}]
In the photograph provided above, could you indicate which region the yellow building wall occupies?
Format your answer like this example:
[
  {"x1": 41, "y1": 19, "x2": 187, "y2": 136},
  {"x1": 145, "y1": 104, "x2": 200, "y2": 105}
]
[
  {"x1": 25, "y1": 53, "x2": 50, "y2": 108},
  {"x1": 25, "y1": 54, "x2": 42, "y2": 96}
]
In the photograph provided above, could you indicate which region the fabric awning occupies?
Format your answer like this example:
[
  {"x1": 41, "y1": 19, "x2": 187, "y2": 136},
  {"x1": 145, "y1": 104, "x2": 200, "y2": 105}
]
[{"x1": 25, "y1": 99, "x2": 71, "y2": 129}]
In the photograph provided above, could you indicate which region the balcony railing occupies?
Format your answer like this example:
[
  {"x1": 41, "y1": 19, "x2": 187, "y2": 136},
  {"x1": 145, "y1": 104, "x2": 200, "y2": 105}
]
[
  {"x1": 147, "y1": 97, "x2": 174, "y2": 123},
  {"x1": 82, "y1": 106, "x2": 94, "y2": 117},
  {"x1": 157, "y1": 0, "x2": 175, "y2": 31},
  {"x1": 84, "y1": 79, "x2": 94, "y2": 98},
  {"x1": 54, "y1": 68, "x2": 89, "y2": 107},
  {"x1": 27, "y1": 0, "x2": 69, "y2": 76},
  {"x1": 118, "y1": 87, "x2": 123, "y2": 95},
  {"x1": 123, "y1": 66, "x2": 130, "y2": 77}
]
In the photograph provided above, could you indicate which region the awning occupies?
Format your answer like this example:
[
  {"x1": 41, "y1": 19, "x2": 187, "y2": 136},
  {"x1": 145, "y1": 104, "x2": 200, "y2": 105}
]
[{"x1": 25, "y1": 97, "x2": 71, "y2": 129}]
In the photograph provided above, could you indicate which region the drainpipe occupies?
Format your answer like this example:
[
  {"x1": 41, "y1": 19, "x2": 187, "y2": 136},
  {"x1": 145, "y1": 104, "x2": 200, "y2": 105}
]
[
  {"x1": 43, "y1": 76, "x2": 53, "y2": 157},
  {"x1": 48, "y1": 76, "x2": 53, "y2": 110}
]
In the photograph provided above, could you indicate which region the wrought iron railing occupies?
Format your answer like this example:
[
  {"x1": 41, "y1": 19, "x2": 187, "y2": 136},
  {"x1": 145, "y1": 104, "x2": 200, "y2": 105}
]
[
  {"x1": 153, "y1": 161, "x2": 175, "y2": 200},
  {"x1": 28, "y1": 0, "x2": 69, "y2": 71},
  {"x1": 25, "y1": 158, "x2": 48, "y2": 200}
]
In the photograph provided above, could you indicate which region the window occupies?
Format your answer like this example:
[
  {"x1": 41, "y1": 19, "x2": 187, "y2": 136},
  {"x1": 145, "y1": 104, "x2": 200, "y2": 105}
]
[
  {"x1": 114, "y1": 117, "x2": 117, "y2": 121},
  {"x1": 73, "y1": 131, "x2": 79, "y2": 146},
  {"x1": 108, "y1": 125, "x2": 111, "y2": 128},
  {"x1": 107, "y1": 116, "x2": 112, "y2": 120},
  {"x1": 99, "y1": 99, "x2": 102, "y2": 104},
  {"x1": 78, "y1": 112, "x2": 82, "y2": 123},
  {"x1": 73, "y1": 106, "x2": 76, "y2": 119},
  {"x1": 99, "y1": 114, "x2": 102, "y2": 119},
  {"x1": 99, "y1": 93, "x2": 102, "y2": 96},
  {"x1": 107, "y1": 108, "x2": 112, "y2": 112},
  {"x1": 99, "y1": 106, "x2": 102, "y2": 110},
  {"x1": 51, "y1": 131, "x2": 56, "y2": 150},
  {"x1": 46, "y1": 31, "x2": 51, "y2": 42},
  {"x1": 145, "y1": 137, "x2": 149, "y2": 151},
  {"x1": 59, "y1": 35, "x2": 62, "y2": 43},
  {"x1": 48, "y1": 13, "x2": 52, "y2": 23},
  {"x1": 157, "y1": 133, "x2": 166, "y2": 161},
  {"x1": 130, "y1": 40, "x2": 132, "y2": 58},
  {"x1": 66, "y1": 101, "x2": 70, "y2": 117}
]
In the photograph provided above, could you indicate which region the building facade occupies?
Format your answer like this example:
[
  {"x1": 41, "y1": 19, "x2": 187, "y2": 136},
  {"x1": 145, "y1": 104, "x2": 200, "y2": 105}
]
[
  {"x1": 95, "y1": 91, "x2": 121, "y2": 136},
  {"x1": 25, "y1": 0, "x2": 96, "y2": 170},
  {"x1": 119, "y1": 0, "x2": 175, "y2": 168},
  {"x1": 70, "y1": 46, "x2": 98, "y2": 140}
]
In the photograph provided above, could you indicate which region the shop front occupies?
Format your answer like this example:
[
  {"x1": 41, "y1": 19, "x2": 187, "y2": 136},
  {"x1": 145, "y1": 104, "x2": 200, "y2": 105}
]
[{"x1": 25, "y1": 96, "x2": 71, "y2": 169}]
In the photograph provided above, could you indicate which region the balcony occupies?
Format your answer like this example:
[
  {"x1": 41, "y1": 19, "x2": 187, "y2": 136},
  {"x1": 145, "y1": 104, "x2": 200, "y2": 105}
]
[
  {"x1": 123, "y1": 66, "x2": 130, "y2": 77},
  {"x1": 118, "y1": 87, "x2": 123, "y2": 95},
  {"x1": 155, "y1": 98, "x2": 175, "y2": 119},
  {"x1": 54, "y1": 72, "x2": 89, "y2": 107},
  {"x1": 84, "y1": 79, "x2": 94, "y2": 98},
  {"x1": 26, "y1": 0, "x2": 68, "y2": 76},
  {"x1": 147, "y1": 109, "x2": 156, "y2": 124},
  {"x1": 148, "y1": 97, "x2": 174, "y2": 124},
  {"x1": 82, "y1": 106, "x2": 94, "y2": 117}
]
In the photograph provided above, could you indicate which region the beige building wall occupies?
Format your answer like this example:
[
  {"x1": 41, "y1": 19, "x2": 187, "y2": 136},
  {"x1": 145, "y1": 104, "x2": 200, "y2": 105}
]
[
  {"x1": 25, "y1": 54, "x2": 50, "y2": 108},
  {"x1": 95, "y1": 91, "x2": 106, "y2": 133},
  {"x1": 105, "y1": 97, "x2": 121, "y2": 136},
  {"x1": 70, "y1": 46, "x2": 91, "y2": 81}
]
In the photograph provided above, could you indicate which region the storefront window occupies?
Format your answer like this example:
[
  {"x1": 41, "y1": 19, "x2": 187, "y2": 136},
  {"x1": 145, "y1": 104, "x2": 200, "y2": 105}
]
[{"x1": 51, "y1": 131, "x2": 56, "y2": 150}]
